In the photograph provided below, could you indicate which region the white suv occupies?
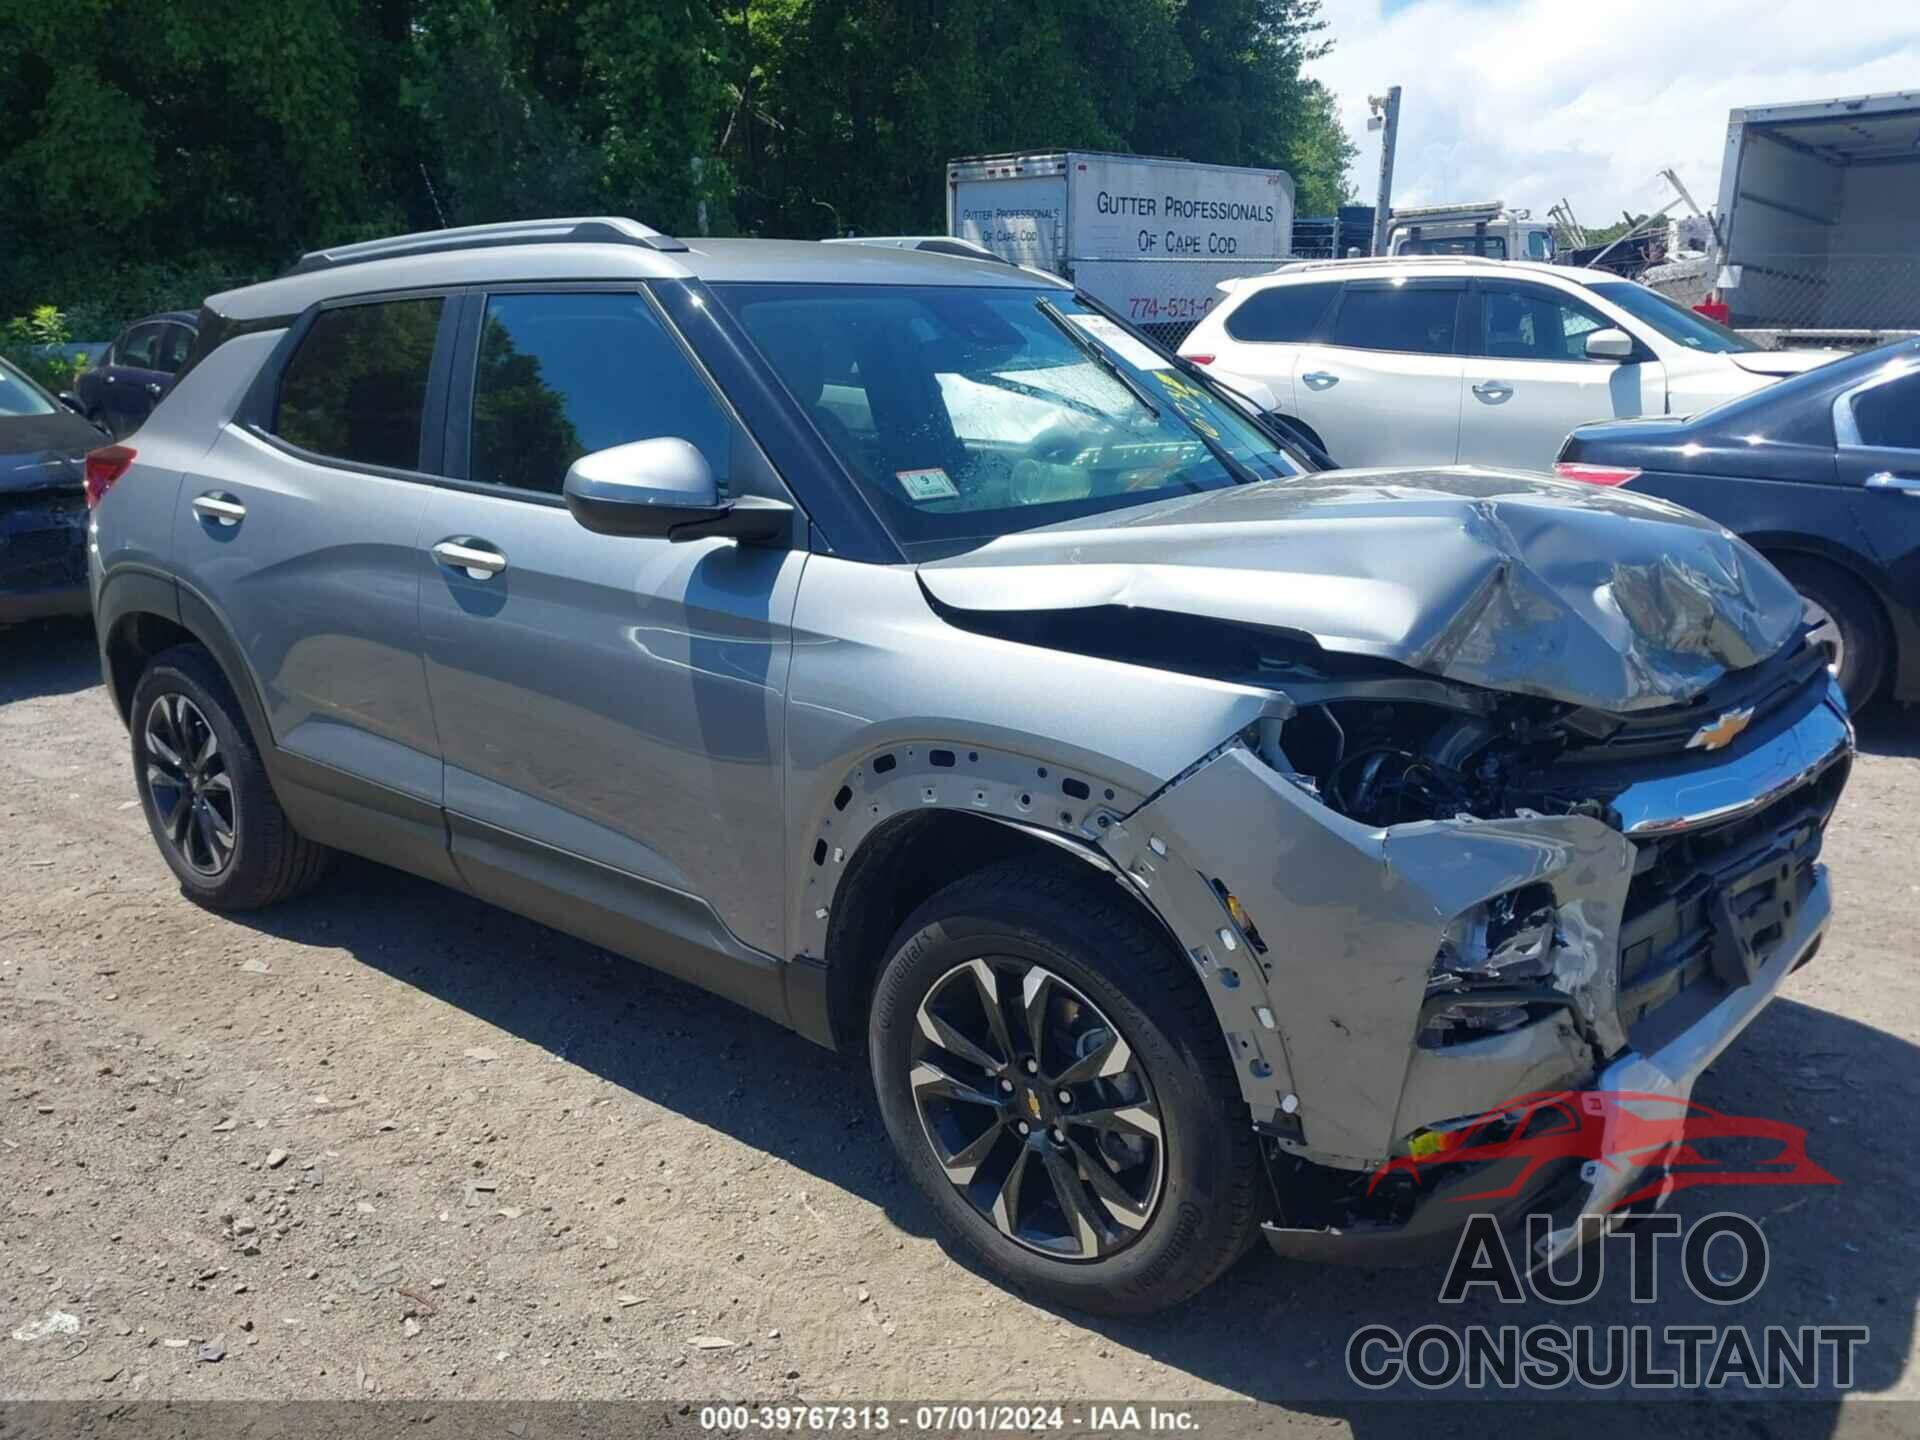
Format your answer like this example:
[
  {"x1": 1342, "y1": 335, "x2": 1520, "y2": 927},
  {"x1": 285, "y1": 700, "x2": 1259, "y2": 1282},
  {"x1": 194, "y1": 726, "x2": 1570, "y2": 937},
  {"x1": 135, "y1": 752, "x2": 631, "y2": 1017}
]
[{"x1": 1177, "y1": 257, "x2": 1843, "y2": 471}]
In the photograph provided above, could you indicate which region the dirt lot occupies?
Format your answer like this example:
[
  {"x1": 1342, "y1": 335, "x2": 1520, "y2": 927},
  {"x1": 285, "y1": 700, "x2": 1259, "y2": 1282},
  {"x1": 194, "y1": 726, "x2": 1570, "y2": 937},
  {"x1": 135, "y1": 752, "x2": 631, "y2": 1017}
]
[{"x1": 2, "y1": 615, "x2": 1918, "y2": 1424}]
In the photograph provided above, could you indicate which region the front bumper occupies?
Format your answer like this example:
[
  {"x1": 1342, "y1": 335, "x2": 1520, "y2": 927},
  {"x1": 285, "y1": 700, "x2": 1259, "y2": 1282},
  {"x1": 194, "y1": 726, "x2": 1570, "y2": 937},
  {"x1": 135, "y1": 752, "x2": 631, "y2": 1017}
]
[
  {"x1": 1261, "y1": 862, "x2": 1830, "y2": 1266},
  {"x1": 1097, "y1": 676, "x2": 1852, "y2": 1262}
]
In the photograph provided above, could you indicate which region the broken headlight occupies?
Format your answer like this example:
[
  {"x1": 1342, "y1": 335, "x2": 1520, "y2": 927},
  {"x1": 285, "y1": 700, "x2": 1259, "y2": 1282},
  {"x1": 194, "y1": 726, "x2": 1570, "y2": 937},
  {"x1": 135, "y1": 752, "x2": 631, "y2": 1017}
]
[{"x1": 1421, "y1": 882, "x2": 1571, "y2": 1047}]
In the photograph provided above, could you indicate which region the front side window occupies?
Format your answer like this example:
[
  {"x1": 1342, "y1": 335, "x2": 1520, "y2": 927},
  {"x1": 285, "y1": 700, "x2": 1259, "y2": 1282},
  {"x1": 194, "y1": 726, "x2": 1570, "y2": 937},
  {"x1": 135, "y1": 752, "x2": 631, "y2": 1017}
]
[
  {"x1": 1588, "y1": 281, "x2": 1758, "y2": 354},
  {"x1": 156, "y1": 324, "x2": 195, "y2": 374},
  {"x1": 118, "y1": 324, "x2": 164, "y2": 369},
  {"x1": 1223, "y1": 283, "x2": 1336, "y2": 343},
  {"x1": 275, "y1": 297, "x2": 443, "y2": 471},
  {"x1": 719, "y1": 284, "x2": 1304, "y2": 557},
  {"x1": 1329, "y1": 284, "x2": 1461, "y2": 355},
  {"x1": 469, "y1": 292, "x2": 733, "y2": 494},
  {"x1": 1527, "y1": 231, "x2": 1554, "y2": 260},
  {"x1": 1480, "y1": 285, "x2": 1610, "y2": 362},
  {"x1": 1848, "y1": 372, "x2": 1920, "y2": 450}
]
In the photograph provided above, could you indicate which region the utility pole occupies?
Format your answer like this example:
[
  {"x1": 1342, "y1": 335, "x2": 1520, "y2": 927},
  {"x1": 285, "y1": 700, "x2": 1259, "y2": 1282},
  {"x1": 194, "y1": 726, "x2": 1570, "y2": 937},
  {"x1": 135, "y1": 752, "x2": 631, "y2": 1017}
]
[{"x1": 1367, "y1": 87, "x2": 1402, "y2": 257}]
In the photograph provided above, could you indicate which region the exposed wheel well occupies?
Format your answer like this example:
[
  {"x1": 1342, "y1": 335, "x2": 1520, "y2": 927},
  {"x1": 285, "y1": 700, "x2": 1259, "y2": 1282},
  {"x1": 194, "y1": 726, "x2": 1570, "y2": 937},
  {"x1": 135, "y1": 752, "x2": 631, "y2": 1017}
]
[
  {"x1": 104, "y1": 612, "x2": 199, "y2": 722},
  {"x1": 821, "y1": 810, "x2": 1134, "y2": 1052}
]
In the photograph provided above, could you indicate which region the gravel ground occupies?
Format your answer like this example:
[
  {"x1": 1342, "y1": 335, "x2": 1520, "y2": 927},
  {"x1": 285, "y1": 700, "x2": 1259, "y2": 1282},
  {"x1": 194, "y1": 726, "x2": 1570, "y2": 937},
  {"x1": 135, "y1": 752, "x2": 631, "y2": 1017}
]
[{"x1": 2, "y1": 614, "x2": 1917, "y2": 1426}]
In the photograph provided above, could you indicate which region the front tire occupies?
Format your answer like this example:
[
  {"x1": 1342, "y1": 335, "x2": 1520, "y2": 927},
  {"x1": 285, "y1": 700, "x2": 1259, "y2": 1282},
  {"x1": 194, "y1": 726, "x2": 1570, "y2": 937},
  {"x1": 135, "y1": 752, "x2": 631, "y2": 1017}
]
[
  {"x1": 129, "y1": 645, "x2": 330, "y2": 910},
  {"x1": 868, "y1": 859, "x2": 1262, "y2": 1315}
]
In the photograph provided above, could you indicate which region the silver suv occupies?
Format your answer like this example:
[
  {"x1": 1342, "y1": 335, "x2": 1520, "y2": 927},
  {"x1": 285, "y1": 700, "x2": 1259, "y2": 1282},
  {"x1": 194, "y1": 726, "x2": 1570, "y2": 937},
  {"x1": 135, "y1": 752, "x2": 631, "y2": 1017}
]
[{"x1": 88, "y1": 217, "x2": 1852, "y2": 1314}]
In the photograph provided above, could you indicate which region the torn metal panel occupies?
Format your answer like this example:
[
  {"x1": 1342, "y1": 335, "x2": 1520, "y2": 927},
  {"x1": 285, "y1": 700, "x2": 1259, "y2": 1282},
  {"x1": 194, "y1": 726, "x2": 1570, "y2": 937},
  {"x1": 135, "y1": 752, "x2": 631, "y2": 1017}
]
[
  {"x1": 1107, "y1": 743, "x2": 1638, "y2": 1165},
  {"x1": 918, "y1": 468, "x2": 1805, "y2": 712}
]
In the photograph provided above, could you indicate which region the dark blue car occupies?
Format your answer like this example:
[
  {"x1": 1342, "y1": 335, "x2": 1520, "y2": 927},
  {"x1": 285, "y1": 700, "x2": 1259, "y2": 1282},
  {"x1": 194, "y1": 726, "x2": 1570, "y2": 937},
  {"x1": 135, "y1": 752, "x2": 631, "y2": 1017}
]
[
  {"x1": 72, "y1": 310, "x2": 197, "y2": 438},
  {"x1": 1557, "y1": 338, "x2": 1920, "y2": 711}
]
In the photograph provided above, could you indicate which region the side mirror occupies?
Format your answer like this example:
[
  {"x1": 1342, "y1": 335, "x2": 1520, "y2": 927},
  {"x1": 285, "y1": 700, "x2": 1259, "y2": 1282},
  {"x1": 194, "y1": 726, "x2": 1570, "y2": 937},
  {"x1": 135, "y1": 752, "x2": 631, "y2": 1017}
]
[
  {"x1": 1585, "y1": 327, "x2": 1635, "y2": 362},
  {"x1": 562, "y1": 437, "x2": 792, "y2": 545}
]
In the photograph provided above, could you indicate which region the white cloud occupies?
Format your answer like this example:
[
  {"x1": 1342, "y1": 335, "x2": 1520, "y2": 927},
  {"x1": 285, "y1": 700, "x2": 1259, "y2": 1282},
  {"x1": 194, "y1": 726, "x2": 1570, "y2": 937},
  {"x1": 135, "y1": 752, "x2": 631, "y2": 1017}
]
[{"x1": 1308, "y1": 0, "x2": 1920, "y2": 225}]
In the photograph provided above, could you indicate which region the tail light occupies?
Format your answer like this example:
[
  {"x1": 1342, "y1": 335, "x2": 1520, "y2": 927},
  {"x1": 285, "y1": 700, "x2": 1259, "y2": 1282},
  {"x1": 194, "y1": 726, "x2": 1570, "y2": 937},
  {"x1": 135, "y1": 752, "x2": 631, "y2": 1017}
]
[
  {"x1": 1553, "y1": 461, "x2": 1640, "y2": 488},
  {"x1": 83, "y1": 445, "x2": 135, "y2": 508},
  {"x1": 1184, "y1": 354, "x2": 1215, "y2": 365}
]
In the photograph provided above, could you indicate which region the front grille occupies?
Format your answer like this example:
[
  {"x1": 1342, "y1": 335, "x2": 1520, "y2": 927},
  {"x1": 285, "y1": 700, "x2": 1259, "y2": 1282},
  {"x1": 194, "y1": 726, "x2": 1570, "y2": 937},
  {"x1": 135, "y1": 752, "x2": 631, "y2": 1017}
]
[
  {"x1": 1558, "y1": 638, "x2": 1829, "y2": 766},
  {"x1": 0, "y1": 491, "x2": 88, "y2": 594},
  {"x1": 1616, "y1": 755, "x2": 1847, "y2": 1040}
]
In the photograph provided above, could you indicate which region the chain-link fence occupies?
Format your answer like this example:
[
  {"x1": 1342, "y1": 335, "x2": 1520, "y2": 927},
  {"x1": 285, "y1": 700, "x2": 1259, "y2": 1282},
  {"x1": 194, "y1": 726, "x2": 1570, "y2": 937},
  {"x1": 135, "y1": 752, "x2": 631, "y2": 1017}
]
[
  {"x1": 1723, "y1": 251, "x2": 1920, "y2": 334},
  {"x1": 1069, "y1": 256, "x2": 1293, "y2": 349}
]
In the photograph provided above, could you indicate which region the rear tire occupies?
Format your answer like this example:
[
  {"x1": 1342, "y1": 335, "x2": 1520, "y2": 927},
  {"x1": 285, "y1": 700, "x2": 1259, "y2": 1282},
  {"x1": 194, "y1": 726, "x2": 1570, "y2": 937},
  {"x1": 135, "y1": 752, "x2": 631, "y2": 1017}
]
[
  {"x1": 1772, "y1": 554, "x2": 1887, "y2": 711},
  {"x1": 129, "y1": 645, "x2": 331, "y2": 910},
  {"x1": 868, "y1": 859, "x2": 1262, "y2": 1315}
]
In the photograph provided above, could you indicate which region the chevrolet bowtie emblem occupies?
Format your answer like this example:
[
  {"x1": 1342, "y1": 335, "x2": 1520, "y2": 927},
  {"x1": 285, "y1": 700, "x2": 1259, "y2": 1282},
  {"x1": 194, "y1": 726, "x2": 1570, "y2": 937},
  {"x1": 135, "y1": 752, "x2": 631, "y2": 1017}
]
[
  {"x1": 1024, "y1": 1090, "x2": 1043, "y2": 1121},
  {"x1": 1688, "y1": 705, "x2": 1756, "y2": 751}
]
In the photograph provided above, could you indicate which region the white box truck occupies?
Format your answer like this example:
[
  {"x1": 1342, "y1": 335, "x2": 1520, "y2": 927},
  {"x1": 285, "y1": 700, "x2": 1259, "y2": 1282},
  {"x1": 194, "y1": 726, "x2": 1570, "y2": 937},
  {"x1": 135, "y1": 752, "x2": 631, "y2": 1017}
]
[
  {"x1": 1712, "y1": 89, "x2": 1920, "y2": 345},
  {"x1": 946, "y1": 151, "x2": 1294, "y2": 340}
]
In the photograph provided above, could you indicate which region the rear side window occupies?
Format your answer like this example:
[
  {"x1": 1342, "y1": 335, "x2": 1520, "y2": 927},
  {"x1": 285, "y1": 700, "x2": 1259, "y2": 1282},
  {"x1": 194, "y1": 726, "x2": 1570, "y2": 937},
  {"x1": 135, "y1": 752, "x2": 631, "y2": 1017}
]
[
  {"x1": 1223, "y1": 284, "x2": 1335, "y2": 343},
  {"x1": 1849, "y1": 373, "x2": 1920, "y2": 450},
  {"x1": 1329, "y1": 285, "x2": 1460, "y2": 355},
  {"x1": 469, "y1": 291, "x2": 733, "y2": 495},
  {"x1": 275, "y1": 298, "x2": 444, "y2": 471}
]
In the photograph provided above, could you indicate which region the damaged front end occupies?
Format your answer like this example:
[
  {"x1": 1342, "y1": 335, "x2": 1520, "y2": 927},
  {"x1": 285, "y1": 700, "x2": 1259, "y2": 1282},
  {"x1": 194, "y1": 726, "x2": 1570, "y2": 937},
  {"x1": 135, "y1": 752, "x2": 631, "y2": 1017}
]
[{"x1": 1096, "y1": 632, "x2": 1852, "y2": 1265}]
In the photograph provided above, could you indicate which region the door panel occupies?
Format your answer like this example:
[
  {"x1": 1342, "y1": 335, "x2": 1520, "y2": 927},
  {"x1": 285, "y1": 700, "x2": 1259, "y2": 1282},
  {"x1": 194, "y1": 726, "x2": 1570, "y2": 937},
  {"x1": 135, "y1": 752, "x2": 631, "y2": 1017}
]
[
  {"x1": 1458, "y1": 359, "x2": 1657, "y2": 470},
  {"x1": 173, "y1": 426, "x2": 442, "y2": 803},
  {"x1": 100, "y1": 322, "x2": 167, "y2": 436},
  {"x1": 1290, "y1": 344, "x2": 1464, "y2": 467},
  {"x1": 419, "y1": 490, "x2": 805, "y2": 955},
  {"x1": 1459, "y1": 282, "x2": 1661, "y2": 470},
  {"x1": 419, "y1": 285, "x2": 804, "y2": 956},
  {"x1": 169, "y1": 291, "x2": 452, "y2": 877},
  {"x1": 1289, "y1": 280, "x2": 1466, "y2": 468}
]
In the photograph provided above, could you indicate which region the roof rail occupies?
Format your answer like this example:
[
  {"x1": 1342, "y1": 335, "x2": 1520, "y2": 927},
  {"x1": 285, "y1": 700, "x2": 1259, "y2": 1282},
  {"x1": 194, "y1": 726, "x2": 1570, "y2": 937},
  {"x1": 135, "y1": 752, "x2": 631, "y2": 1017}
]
[
  {"x1": 290, "y1": 217, "x2": 689, "y2": 274},
  {"x1": 1276, "y1": 254, "x2": 1522, "y2": 273}
]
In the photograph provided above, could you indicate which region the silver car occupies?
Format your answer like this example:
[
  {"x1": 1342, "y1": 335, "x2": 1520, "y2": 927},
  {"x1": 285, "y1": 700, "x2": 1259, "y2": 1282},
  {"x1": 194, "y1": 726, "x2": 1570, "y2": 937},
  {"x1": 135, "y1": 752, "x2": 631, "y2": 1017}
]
[{"x1": 87, "y1": 217, "x2": 1852, "y2": 1314}]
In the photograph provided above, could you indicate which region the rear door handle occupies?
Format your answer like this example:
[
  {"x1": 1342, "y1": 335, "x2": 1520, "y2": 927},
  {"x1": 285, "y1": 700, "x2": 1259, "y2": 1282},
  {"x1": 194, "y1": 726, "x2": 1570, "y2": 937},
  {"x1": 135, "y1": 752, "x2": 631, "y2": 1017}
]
[
  {"x1": 1865, "y1": 471, "x2": 1920, "y2": 496},
  {"x1": 431, "y1": 538, "x2": 508, "y2": 579},
  {"x1": 1472, "y1": 380, "x2": 1514, "y2": 402},
  {"x1": 1301, "y1": 370, "x2": 1339, "y2": 388},
  {"x1": 191, "y1": 492, "x2": 246, "y2": 527}
]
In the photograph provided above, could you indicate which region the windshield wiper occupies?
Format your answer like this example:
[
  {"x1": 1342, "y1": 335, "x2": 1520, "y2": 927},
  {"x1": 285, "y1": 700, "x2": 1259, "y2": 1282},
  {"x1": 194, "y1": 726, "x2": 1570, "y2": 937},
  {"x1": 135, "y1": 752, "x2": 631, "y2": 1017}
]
[{"x1": 1034, "y1": 299, "x2": 1161, "y2": 419}]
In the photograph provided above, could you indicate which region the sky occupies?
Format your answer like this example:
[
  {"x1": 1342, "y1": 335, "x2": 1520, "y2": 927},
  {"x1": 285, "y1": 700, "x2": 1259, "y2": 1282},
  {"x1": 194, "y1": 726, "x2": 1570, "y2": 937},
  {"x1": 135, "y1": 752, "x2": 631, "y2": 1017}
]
[{"x1": 1307, "y1": 0, "x2": 1920, "y2": 227}]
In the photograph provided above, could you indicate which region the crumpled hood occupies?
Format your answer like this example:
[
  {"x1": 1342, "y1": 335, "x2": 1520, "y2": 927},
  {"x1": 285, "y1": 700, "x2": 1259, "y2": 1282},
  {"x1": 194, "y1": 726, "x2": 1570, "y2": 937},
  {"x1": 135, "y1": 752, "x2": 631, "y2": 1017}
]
[
  {"x1": 1727, "y1": 348, "x2": 1846, "y2": 378},
  {"x1": 0, "y1": 412, "x2": 99, "y2": 495},
  {"x1": 918, "y1": 468, "x2": 1806, "y2": 713}
]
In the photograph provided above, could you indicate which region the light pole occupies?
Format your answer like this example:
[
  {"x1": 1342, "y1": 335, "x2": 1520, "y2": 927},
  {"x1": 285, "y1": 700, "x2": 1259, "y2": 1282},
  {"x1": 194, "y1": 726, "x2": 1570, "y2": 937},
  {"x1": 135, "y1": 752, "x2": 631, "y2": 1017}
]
[{"x1": 1367, "y1": 87, "x2": 1402, "y2": 257}]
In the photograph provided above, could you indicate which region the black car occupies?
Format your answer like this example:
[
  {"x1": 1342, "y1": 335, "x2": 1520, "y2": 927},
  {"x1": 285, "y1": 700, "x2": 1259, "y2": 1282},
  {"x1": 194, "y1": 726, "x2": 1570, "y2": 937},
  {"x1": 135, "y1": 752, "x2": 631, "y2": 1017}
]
[
  {"x1": 72, "y1": 310, "x2": 197, "y2": 438},
  {"x1": 1557, "y1": 337, "x2": 1920, "y2": 711},
  {"x1": 0, "y1": 356, "x2": 105, "y2": 623}
]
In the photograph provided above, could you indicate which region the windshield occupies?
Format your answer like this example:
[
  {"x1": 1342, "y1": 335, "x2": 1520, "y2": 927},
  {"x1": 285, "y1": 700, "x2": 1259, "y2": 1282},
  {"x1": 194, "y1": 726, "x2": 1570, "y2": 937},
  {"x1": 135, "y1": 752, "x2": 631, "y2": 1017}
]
[
  {"x1": 716, "y1": 284, "x2": 1305, "y2": 556},
  {"x1": 0, "y1": 360, "x2": 58, "y2": 418},
  {"x1": 1590, "y1": 281, "x2": 1758, "y2": 354}
]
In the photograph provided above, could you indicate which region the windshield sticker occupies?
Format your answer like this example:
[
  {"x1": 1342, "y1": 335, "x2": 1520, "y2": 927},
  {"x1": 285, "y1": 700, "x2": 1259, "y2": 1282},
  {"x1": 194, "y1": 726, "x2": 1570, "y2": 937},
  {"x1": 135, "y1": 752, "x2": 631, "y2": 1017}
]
[
  {"x1": 896, "y1": 467, "x2": 960, "y2": 501},
  {"x1": 1063, "y1": 314, "x2": 1167, "y2": 373}
]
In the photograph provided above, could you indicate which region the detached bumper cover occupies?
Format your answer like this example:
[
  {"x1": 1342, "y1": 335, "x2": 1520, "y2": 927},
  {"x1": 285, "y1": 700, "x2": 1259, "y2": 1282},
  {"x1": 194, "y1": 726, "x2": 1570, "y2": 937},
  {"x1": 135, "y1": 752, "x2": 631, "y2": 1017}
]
[{"x1": 1096, "y1": 679, "x2": 1851, "y2": 1257}]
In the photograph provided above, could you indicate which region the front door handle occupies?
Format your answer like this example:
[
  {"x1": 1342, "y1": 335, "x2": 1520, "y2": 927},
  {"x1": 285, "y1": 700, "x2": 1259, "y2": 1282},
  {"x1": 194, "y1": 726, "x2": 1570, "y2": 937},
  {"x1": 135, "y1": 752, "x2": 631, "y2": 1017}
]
[
  {"x1": 1301, "y1": 370, "x2": 1339, "y2": 388},
  {"x1": 1865, "y1": 471, "x2": 1920, "y2": 496},
  {"x1": 431, "y1": 538, "x2": 508, "y2": 579},
  {"x1": 1472, "y1": 380, "x2": 1514, "y2": 402},
  {"x1": 191, "y1": 492, "x2": 246, "y2": 527},
  {"x1": 144, "y1": 382, "x2": 163, "y2": 397}
]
